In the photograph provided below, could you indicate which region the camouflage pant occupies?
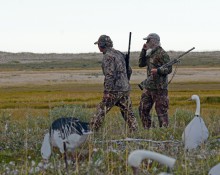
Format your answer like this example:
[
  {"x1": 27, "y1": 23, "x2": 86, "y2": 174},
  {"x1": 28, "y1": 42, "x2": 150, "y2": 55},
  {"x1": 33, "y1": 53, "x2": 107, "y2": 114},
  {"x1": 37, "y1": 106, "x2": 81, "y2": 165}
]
[
  {"x1": 139, "y1": 89, "x2": 169, "y2": 128},
  {"x1": 91, "y1": 91, "x2": 138, "y2": 132}
]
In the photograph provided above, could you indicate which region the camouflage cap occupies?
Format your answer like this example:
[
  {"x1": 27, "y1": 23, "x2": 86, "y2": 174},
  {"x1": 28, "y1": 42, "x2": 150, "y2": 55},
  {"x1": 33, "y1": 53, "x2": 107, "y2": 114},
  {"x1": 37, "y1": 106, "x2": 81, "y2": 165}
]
[
  {"x1": 94, "y1": 35, "x2": 113, "y2": 48},
  {"x1": 143, "y1": 33, "x2": 160, "y2": 41}
]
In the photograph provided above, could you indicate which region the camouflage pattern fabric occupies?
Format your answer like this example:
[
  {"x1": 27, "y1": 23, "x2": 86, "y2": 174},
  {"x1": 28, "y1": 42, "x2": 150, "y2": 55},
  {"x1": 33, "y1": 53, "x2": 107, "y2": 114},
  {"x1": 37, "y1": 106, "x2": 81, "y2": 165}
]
[
  {"x1": 102, "y1": 48, "x2": 130, "y2": 92},
  {"x1": 139, "y1": 46, "x2": 172, "y2": 90},
  {"x1": 139, "y1": 46, "x2": 171, "y2": 128},
  {"x1": 91, "y1": 47, "x2": 138, "y2": 132},
  {"x1": 91, "y1": 91, "x2": 138, "y2": 132},
  {"x1": 94, "y1": 35, "x2": 113, "y2": 48},
  {"x1": 139, "y1": 89, "x2": 169, "y2": 128}
]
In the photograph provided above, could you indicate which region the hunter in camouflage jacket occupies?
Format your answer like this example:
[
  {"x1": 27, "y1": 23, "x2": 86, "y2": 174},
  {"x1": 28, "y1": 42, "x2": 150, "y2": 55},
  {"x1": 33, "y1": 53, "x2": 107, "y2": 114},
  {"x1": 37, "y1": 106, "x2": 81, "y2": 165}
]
[
  {"x1": 102, "y1": 47, "x2": 130, "y2": 92},
  {"x1": 91, "y1": 35, "x2": 138, "y2": 132},
  {"x1": 139, "y1": 46, "x2": 172, "y2": 90}
]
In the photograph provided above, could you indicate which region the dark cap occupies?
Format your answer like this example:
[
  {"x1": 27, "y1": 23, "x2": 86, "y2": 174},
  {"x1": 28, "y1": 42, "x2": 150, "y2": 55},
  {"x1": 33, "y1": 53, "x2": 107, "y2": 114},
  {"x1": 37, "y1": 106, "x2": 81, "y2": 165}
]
[
  {"x1": 143, "y1": 33, "x2": 160, "y2": 41},
  {"x1": 94, "y1": 35, "x2": 113, "y2": 47}
]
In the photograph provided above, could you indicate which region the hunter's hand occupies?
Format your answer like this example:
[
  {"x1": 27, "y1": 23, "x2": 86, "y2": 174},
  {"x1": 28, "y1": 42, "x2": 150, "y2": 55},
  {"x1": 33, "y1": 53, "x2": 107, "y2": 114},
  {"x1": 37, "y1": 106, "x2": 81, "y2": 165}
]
[
  {"x1": 143, "y1": 43, "x2": 149, "y2": 50},
  {"x1": 151, "y1": 68, "x2": 157, "y2": 75},
  {"x1": 104, "y1": 92, "x2": 110, "y2": 98}
]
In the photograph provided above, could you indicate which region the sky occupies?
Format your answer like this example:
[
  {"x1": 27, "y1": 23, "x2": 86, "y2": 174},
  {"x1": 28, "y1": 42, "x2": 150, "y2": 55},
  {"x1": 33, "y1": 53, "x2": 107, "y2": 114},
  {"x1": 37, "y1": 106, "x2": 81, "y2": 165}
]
[{"x1": 0, "y1": 0, "x2": 219, "y2": 53}]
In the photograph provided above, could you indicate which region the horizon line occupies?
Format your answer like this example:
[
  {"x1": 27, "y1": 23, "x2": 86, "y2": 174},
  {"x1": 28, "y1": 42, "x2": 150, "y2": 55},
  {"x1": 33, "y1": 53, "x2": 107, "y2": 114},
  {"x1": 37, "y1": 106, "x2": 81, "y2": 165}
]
[{"x1": 1, "y1": 49, "x2": 220, "y2": 55}]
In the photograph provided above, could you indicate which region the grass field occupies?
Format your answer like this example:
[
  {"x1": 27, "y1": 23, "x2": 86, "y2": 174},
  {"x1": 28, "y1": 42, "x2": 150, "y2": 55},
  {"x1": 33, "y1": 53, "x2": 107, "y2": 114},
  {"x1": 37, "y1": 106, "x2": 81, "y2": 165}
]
[{"x1": 0, "y1": 51, "x2": 220, "y2": 174}]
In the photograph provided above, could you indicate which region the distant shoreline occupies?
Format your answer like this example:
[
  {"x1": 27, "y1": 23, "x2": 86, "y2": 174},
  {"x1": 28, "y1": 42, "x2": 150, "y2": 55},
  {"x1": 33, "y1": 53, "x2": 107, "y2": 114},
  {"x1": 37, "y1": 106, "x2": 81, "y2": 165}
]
[
  {"x1": 0, "y1": 68, "x2": 219, "y2": 88},
  {"x1": 1, "y1": 51, "x2": 220, "y2": 68}
]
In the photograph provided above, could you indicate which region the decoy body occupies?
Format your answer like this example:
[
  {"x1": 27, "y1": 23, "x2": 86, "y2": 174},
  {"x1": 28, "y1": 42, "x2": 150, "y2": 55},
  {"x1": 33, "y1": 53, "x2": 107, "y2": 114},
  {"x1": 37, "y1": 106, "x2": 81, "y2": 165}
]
[
  {"x1": 128, "y1": 150, "x2": 176, "y2": 175},
  {"x1": 182, "y1": 95, "x2": 209, "y2": 150},
  {"x1": 41, "y1": 117, "x2": 92, "y2": 168},
  {"x1": 208, "y1": 163, "x2": 220, "y2": 175}
]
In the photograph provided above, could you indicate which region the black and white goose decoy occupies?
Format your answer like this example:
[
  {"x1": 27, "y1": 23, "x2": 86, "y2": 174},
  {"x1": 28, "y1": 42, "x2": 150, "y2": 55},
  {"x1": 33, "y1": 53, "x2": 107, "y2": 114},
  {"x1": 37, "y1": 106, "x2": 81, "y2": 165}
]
[
  {"x1": 41, "y1": 117, "x2": 92, "y2": 168},
  {"x1": 128, "y1": 150, "x2": 176, "y2": 175},
  {"x1": 182, "y1": 95, "x2": 209, "y2": 150}
]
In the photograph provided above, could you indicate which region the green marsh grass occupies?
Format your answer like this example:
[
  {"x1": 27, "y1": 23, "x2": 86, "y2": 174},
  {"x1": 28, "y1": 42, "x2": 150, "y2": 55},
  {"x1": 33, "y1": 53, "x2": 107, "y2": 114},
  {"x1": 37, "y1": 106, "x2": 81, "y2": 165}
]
[{"x1": 0, "y1": 81, "x2": 219, "y2": 174}]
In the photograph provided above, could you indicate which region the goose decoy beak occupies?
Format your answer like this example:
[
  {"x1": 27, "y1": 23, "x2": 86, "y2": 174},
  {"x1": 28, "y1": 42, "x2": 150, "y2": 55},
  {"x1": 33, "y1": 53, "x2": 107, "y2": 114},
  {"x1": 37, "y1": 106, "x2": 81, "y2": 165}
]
[{"x1": 187, "y1": 97, "x2": 192, "y2": 101}]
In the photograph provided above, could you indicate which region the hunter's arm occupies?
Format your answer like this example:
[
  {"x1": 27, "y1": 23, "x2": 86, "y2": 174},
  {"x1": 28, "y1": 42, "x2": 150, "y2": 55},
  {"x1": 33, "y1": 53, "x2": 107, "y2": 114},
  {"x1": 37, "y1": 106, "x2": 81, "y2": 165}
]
[
  {"x1": 139, "y1": 49, "x2": 148, "y2": 67},
  {"x1": 157, "y1": 53, "x2": 172, "y2": 75},
  {"x1": 103, "y1": 54, "x2": 115, "y2": 92}
]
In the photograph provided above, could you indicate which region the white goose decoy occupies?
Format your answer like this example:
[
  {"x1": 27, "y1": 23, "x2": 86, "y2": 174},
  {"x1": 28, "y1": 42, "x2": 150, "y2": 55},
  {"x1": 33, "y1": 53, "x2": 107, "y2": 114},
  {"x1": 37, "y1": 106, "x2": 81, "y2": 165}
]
[
  {"x1": 128, "y1": 150, "x2": 176, "y2": 175},
  {"x1": 209, "y1": 163, "x2": 220, "y2": 175},
  {"x1": 182, "y1": 95, "x2": 209, "y2": 150},
  {"x1": 41, "y1": 117, "x2": 92, "y2": 168}
]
